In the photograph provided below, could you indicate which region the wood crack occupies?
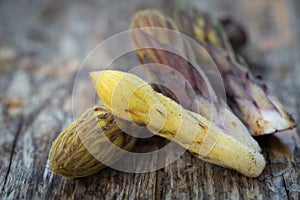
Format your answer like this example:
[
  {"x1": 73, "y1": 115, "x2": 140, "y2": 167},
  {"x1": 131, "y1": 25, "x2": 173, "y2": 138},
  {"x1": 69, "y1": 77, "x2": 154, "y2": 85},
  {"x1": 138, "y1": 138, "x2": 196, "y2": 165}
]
[
  {"x1": 154, "y1": 140, "x2": 167, "y2": 200},
  {"x1": 282, "y1": 175, "x2": 290, "y2": 200},
  {"x1": 2, "y1": 116, "x2": 23, "y2": 191},
  {"x1": 155, "y1": 169, "x2": 164, "y2": 200},
  {"x1": 265, "y1": 151, "x2": 273, "y2": 178}
]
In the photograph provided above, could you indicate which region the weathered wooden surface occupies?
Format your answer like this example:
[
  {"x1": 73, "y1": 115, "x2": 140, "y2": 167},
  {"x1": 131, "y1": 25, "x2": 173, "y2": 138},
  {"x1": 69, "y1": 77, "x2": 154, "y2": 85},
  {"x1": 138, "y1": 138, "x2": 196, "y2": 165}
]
[{"x1": 0, "y1": 0, "x2": 299, "y2": 199}]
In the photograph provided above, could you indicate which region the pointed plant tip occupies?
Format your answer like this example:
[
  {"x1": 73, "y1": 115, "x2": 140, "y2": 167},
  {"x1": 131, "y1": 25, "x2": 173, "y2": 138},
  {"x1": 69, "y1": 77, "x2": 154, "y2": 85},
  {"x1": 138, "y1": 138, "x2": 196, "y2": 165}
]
[
  {"x1": 89, "y1": 70, "x2": 103, "y2": 79},
  {"x1": 90, "y1": 70, "x2": 117, "y2": 83},
  {"x1": 89, "y1": 71, "x2": 102, "y2": 88}
]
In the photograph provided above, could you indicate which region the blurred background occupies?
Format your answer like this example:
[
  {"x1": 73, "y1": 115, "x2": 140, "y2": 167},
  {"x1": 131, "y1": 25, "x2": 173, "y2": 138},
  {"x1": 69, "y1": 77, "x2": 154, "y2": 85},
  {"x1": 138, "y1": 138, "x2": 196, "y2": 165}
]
[{"x1": 0, "y1": 0, "x2": 299, "y2": 199}]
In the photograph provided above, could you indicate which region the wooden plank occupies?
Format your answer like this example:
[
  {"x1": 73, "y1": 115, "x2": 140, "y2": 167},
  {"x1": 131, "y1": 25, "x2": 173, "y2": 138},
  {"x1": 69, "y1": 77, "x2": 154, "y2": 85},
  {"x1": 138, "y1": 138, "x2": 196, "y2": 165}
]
[{"x1": 0, "y1": 0, "x2": 299, "y2": 199}]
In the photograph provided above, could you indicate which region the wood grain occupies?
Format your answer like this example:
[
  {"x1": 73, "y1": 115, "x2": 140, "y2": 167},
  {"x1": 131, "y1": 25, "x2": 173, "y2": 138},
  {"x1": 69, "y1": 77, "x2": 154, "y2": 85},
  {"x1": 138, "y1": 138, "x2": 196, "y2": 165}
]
[{"x1": 0, "y1": 0, "x2": 299, "y2": 199}]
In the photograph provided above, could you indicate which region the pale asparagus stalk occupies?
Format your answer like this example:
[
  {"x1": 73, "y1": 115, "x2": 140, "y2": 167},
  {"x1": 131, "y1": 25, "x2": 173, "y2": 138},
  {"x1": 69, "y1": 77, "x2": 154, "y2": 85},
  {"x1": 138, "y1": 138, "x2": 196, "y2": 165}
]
[
  {"x1": 49, "y1": 106, "x2": 136, "y2": 178},
  {"x1": 171, "y1": 7, "x2": 296, "y2": 136},
  {"x1": 129, "y1": 10, "x2": 260, "y2": 151},
  {"x1": 90, "y1": 70, "x2": 266, "y2": 177}
]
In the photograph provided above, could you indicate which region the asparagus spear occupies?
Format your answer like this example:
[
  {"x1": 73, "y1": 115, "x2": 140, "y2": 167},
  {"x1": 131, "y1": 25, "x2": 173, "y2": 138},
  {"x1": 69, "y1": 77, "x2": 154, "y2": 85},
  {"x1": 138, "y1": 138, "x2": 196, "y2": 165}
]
[
  {"x1": 130, "y1": 10, "x2": 261, "y2": 151},
  {"x1": 90, "y1": 70, "x2": 265, "y2": 177},
  {"x1": 171, "y1": 7, "x2": 296, "y2": 136}
]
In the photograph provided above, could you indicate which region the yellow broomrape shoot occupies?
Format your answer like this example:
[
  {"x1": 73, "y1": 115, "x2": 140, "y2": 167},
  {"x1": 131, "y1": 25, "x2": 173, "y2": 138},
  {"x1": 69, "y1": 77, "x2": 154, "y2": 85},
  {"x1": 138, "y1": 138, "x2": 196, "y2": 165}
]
[{"x1": 90, "y1": 70, "x2": 265, "y2": 178}]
